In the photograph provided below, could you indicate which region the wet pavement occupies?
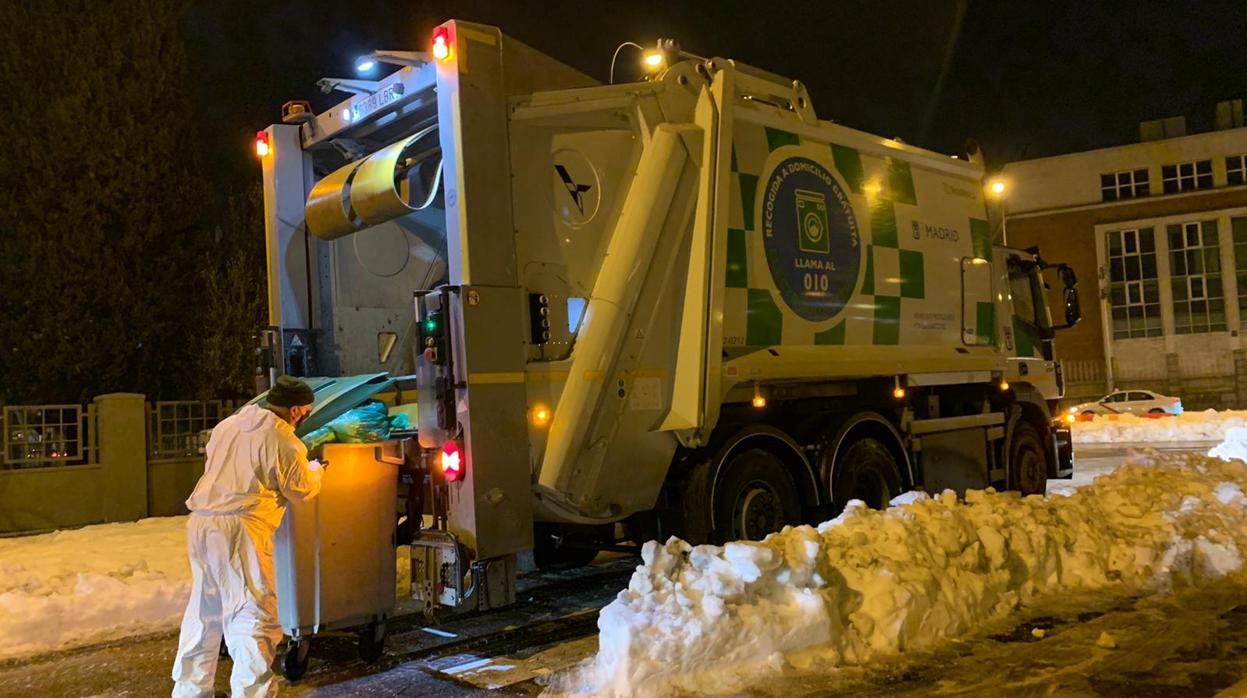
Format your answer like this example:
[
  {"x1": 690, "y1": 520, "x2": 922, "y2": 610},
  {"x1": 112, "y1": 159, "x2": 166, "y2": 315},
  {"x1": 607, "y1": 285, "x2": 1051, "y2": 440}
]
[{"x1": 0, "y1": 558, "x2": 635, "y2": 698}]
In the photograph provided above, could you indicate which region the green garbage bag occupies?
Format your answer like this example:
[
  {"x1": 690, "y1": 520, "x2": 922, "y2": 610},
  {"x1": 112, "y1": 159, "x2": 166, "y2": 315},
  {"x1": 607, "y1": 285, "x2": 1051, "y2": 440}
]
[
  {"x1": 300, "y1": 425, "x2": 337, "y2": 451},
  {"x1": 327, "y1": 401, "x2": 391, "y2": 443},
  {"x1": 389, "y1": 412, "x2": 411, "y2": 431}
]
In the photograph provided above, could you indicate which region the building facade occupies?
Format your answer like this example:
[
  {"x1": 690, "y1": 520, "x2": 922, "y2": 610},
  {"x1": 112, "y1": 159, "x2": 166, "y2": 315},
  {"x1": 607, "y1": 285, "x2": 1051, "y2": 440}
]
[{"x1": 1002, "y1": 116, "x2": 1247, "y2": 408}]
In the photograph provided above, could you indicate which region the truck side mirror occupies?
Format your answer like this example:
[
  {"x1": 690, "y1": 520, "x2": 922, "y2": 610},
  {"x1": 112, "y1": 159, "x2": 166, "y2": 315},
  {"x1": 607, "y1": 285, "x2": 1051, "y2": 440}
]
[
  {"x1": 1063, "y1": 286, "x2": 1081, "y2": 327},
  {"x1": 1059, "y1": 265, "x2": 1077, "y2": 288},
  {"x1": 1050, "y1": 264, "x2": 1081, "y2": 329}
]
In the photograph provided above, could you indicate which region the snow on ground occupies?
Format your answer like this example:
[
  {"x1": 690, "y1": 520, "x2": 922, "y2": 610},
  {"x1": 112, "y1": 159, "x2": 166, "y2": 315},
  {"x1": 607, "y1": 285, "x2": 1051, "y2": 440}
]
[
  {"x1": 0, "y1": 516, "x2": 412, "y2": 661},
  {"x1": 0, "y1": 516, "x2": 190, "y2": 661},
  {"x1": 556, "y1": 450, "x2": 1247, "y2": 697},
  {"x1": 1072, "y1": 409, "x2": 1247, "y2": 444}
]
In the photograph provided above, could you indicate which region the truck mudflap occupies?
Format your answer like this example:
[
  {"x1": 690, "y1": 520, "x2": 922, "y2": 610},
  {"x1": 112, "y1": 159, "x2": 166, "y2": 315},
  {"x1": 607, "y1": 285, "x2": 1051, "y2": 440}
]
[{"x1": 1052, "y1": 424, "x2": 1074, "y2": 479}]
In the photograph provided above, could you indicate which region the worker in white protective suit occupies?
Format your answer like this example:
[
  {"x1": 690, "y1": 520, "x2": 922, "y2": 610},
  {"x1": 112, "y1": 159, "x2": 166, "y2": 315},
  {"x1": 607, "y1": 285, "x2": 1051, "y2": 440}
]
[{"x1": 171, "y1": 376, "x2": 324, "y2": 697}]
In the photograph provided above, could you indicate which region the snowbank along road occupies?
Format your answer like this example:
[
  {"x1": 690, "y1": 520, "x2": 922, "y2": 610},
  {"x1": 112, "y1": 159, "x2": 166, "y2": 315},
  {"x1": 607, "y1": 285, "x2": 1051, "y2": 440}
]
[
  {"x1": 554, "y1": 446, "x2": 1247, "y2": 696},
  {"x1": 1071, "y1": 409, "x2": 1247, "y2": 444}
]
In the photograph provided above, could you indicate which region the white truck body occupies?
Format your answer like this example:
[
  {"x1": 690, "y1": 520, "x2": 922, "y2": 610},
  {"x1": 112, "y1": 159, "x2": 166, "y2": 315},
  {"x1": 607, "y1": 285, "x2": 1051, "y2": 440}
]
[{"x1": 259, "y1": 20, "x2": 1077, "y2": 610}]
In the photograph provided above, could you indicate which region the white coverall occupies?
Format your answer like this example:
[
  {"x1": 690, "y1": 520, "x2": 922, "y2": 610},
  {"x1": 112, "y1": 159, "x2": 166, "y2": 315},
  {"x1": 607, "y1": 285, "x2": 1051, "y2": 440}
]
[{"x1": 171, "y1": 404, "x2": 323, "y2": 697}]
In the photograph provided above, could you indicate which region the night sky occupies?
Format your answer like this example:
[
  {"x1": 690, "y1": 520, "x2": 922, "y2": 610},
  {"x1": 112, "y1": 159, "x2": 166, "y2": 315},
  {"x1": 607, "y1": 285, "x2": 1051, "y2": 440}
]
[{"x1": 183, "y1": 0, "x2": 1247, "y2": 187}]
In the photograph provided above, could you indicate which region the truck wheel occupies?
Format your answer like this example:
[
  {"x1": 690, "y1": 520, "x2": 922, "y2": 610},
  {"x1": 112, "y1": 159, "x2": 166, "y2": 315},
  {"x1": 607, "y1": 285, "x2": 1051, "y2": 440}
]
[
  {"x1": 713, "y1": 449, "x2": 801, "y2": 543},
  {"x1": 1009, "y1": 421, "x2": 1047, "y2": 496},
  {"x1": 832, "y1": 438, "x2": 902, "y2": 512},
  {"x1": 358, "y1": 620, "x2": 387, "y2": 662},
  {"x1": 282, "y1": 639, "x2": 310, "y2": 681}
]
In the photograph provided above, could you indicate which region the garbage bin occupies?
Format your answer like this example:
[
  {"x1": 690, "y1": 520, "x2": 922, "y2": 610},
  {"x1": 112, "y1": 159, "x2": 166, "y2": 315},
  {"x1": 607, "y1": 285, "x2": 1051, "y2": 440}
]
[{"x1": 273, "y1": 441, "x2": 399, "y2": 679}]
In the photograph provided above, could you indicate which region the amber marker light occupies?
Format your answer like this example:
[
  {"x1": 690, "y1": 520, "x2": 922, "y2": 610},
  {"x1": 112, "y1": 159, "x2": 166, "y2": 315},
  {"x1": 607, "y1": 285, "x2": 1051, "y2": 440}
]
[{"x1": 531, "y1": 405, "x2": 551, "y2": 427}]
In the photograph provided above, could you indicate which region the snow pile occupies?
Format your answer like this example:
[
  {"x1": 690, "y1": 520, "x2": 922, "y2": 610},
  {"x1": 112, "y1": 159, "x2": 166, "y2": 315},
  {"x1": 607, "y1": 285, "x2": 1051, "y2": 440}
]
[
  {"x1": 1072, "y1": 409, "x2": 1247, "y2": 444},
  {"x1": 1209, "y1": 427, "x2": 1247, "y2": 462},
  {"x1": 560, "y1": 452, "x2": 1247, "y2": 697},
  {"x1": 0, "y1": 516, "x2": 191, "y2": 660}
]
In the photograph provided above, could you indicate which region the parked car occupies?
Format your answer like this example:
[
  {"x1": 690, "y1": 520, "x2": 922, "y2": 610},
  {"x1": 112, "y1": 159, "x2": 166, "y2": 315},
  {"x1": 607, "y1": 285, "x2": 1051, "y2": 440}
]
[{"x1": 1068, "y1": 390, "x2": 1184, "y2": 417}]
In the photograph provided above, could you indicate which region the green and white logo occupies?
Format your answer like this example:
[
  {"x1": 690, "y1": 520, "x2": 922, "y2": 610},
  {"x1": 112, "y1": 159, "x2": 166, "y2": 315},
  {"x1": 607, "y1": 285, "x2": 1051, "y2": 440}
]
[
  {"x1": 761, "y1": 155, "x2": 860, "y2": 323},
  {"x1": 795, "y1": 189, "x2": 831, "y2": 254}
]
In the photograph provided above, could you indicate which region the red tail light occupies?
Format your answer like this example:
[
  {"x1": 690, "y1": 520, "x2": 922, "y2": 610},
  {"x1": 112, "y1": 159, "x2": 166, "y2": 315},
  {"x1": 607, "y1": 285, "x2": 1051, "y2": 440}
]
[
  {"x1": 440, "y1": 441, "x2": 462, "y2": 481},
  {"x1": 432, "y1": 26, "x2": 451, "y2": 61},
  {"x1": 254, "y1": 131, "x2": 270, "y2": 157}
]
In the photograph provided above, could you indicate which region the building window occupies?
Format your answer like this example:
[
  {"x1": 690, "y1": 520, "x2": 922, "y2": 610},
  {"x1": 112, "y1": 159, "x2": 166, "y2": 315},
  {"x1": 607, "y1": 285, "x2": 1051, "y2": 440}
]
[
  {"x1": 1106, "y1": 228, "x2": 1161, "y2": 339},
  {"x1": 1232, "y1": 217, "x2": 1247, "y2": 326},
  {"x1": 1228, "y1": 155, "x2": 1247, "y2": 186},
  {"x1": 1100, "y1": 169, "x2": 1149, "y2": 201},
  {"x1": 1168, "y1": 220, "x2": 1225, "y2": 333},
  {"x1": 1161, "y1": 160, "x2": 1213, "y2": 193}
]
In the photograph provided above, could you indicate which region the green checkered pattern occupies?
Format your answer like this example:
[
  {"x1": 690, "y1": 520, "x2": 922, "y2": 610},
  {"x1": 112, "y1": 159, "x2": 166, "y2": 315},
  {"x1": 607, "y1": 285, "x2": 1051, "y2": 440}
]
[{"x1": 723, "y1": 120, "x2": 995, "y2": 348}]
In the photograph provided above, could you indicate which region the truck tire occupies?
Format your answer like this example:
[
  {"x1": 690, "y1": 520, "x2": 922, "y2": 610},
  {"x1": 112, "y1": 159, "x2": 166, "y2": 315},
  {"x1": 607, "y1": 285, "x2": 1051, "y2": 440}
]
[
  {"x1": 831, "y1": 437, "x2": 902, "y2": 512},
  {"x1": 1009, "y1": 421, "x2": 1047, "y2": 496},
  {"x1": 713, "y1": 449, "x2": 801, "y2": 543}
]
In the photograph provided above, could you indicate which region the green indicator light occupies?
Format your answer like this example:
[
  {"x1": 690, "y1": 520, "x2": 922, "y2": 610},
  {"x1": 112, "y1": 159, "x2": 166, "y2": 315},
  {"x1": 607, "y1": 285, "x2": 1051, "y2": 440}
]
[{"x1": 424, "y1": 319, "x2": 437, "y2": 333}]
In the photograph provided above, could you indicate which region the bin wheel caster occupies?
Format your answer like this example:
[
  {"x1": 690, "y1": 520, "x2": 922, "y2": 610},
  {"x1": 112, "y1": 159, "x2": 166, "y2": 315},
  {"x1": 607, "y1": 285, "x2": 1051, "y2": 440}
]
[
  {"x1": 282, "y1": 639, "x2": 310, "y2": 681},
  {"x1": 359, "y1": 620, "x2": 387, "y2": 663}
]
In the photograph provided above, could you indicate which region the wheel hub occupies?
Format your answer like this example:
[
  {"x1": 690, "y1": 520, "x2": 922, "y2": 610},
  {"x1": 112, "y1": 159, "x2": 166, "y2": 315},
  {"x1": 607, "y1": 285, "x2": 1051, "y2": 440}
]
[
  {"x1": 1019, "y1": 450, "x2": 1043, "y2": 492},
  {"x1": 734, "y1": 481, "x2": 782, "y2": 540}
]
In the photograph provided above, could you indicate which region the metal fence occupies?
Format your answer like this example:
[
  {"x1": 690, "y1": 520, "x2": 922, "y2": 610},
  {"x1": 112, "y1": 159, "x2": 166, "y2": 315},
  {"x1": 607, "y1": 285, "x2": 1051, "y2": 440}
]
[
  {"x1": 1061, "y1": 358, "x2": 1105, "y2": 386},
  {"x1": 148, "y1": 400, "x2": 238, "y2": 460},
  {"x1": 2, "y1": 404, "x2": 97, "y2": 469},
  {"x1": 1, "y1": 399, "x2": 239, "y2": 467}
]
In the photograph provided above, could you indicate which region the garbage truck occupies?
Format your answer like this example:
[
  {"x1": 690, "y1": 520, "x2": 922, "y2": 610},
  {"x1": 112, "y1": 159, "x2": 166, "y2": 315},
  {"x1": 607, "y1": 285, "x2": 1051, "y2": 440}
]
[{"x1": 256, "y1": 20, "x2": 1081, "y2": 614}]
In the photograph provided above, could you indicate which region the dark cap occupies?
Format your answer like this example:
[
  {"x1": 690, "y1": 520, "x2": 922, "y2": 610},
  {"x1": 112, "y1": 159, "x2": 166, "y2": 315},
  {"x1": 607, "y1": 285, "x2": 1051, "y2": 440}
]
[{"x1": 268, "y1": 375, "x2": 315, "y2": 407}]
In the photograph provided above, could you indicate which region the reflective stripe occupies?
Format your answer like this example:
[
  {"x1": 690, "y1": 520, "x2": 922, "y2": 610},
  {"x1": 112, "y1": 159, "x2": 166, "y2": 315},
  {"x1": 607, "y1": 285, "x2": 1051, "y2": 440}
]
[{"x1": 467, "y1": 372, "x2": 524, "y2": 385}]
